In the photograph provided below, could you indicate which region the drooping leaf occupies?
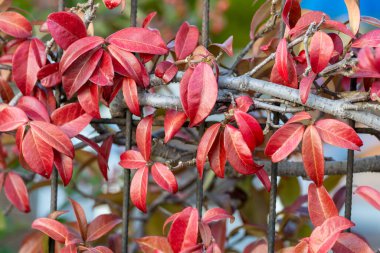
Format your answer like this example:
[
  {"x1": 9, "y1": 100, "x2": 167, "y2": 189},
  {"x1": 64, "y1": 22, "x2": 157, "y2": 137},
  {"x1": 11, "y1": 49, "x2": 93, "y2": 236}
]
[
  {"x1": 142, "y1": 12, "x2": 157, "y2": 28},
  {"x1": 69, "y1": 198, "x2": 88, "y2": 241},
  {"x1": 4, "y1": 172, "x2": 30, "y2": 212},
  {"x1": 179, "y1": 68, "x2": 194, "y2": 115},
  {"x1": 17, "y1": 96, "x2": 50, "y2": 122},
  {"x1": 151, "y1": 162, "x2": 178, "y2": 193},
  {"x1": 119, "y1": 150, "x2": 147, "y2": 169},
  {"x1": 31, "y1": 218, "x2": 68, "y2": 243},
  {"x1": 270, "y1": 51, "x2": 298, "y2": 88},
  {"x1": 0, "y1": 11, "x2": 32, "y2": 38},
  {"x1": 89, "y1": 51, "x2": 114, "y2": 86},
  {"x1": 122, "y1": 77, "x2": 141, "y2": 116},
  {"x1": 328, "y1": 33, "x2": 344, "y2": 64},
  {"x1": 155, "y1": 61, "x2": 179, "y2": 83},
  {"x1": 332, "y1": 232, "x2": 374, "y2": 253},
  {"x1": 54, "y1": 151, "x2": 73, "y2": 186},
  {"x1": 98, "y1": 135, "x2": 113, "y2": 181},
  {"x1": 256, "y1": 169, "x2": 271, "y2": 192},
  {"x1": 308, "y1": 183, "x2": 338, "y2": 226},
  {"x1": 299, "y1": 71, "x2": 317, "y2": 104},
  {"x1": 47, "y1": 11, "x2": 87, "y2": 50},
  {"x1": 234, "y1": 110, "x2": 264, "y2": 148},
  {"x1": 208, "y1": 130, "x2": 226, "y2": 178},
  {"x1": 286, "y1": 111, "x2": 312, "y2": 125},
  {"x1": 174, "y1": 22, "x2": 199, "y2": 60},
  {"x1": 130, "y1": 166, "x2": 149, "y2": 213},
  {"x1": 136, "y1": 115, "x2": 153, "y2": 161},
  {"x1": 264, "y1": 123, "x2": 305, "y2": 162},
  {"x1": 202, "y1": 208, "x2": 234, "y2": 224},
  {"x1": 343, "y1": 0, "x2": 360, "y2": 35},
  {"x1": 355, "y1": 186, "x2": 380, "y2": 210},
  {"x1": 164, "y1": 109, "x2": 187, "y2": 143},
  {"x1": 77, "y1": 83, "x2": 100, "y2": 118},
  {"x1": 275, "y1": 39, "x2": 292, "y2": 82},
  {"x1": 250, "y1": 1, "x2": 271, "y2": 40},
  {"x1": 309, "y1": 31, "x2": 334, "y2": 73},
  {"x1": 86, "y1": 214, "x2": 121, "y2": 242},
  {"x1": 0, "y1": 106, "x2": 29, "y2": 132},
  {"x1": 302, "y1": 125, "x2": 324, "y2": 187},
  {"x1": 282, "y1": 0, "x2": 301, "y2": 29}
]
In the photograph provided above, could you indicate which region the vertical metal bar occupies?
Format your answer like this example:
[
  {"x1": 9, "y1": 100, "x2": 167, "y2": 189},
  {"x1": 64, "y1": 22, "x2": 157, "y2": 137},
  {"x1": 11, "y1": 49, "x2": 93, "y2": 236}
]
[
  {"x1": 344, "y1": 78, "x2": 356, "y2": 228},
  {"x1": 122, "y1": 1, "x2": 137, "y2": 252}
]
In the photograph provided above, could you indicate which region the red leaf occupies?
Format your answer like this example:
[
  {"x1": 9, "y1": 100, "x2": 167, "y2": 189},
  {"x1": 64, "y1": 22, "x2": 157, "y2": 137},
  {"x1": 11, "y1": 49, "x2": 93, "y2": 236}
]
[
  {"x1": 299, "y1": 71, "x2": 317, "y2": 104},
  {"x1": 168, "y1": 207, "x2": 199, "y2": 253},
  {"x1": 60, "y1": 36, "x2": 104, "y2": 73},
  {"x1": 199, "y1": 222, "x2": 212, "y2": 247},
  {"x1": 108, "y1": 44, "x2": 149, "y2": 88},
  {"x1": 106, "y1": 27, "x2": 168, "y2": 55},
  {"x1": 142, "y1": 12, "x2": 157, "y2": 28},
  {"x1": 224, "y1": 125, "x2": 262, "y2": 175},
  {"x1": 32, "y1": 218, "x2": 68, "y2": 243},
  {"x1": 0, "y1": 78, "x2": 14, "y2": 103},
  {"x1": 103, "y1": 0, "x2": 121, "y2": 9},
  {"x1": 332, "y1": 232, "x2": 374, "y2": 253},
  {"x1": 89, "y1": 51, "x2": 114, "y2": 86},
  {"x1": 202, "y1": 208, "x2": 234, "y2": 224},
  {"x1": 282, "y1": 0, "x2": 301, "y2": 29},
  {"x1": 4, "y1": 172, "x2": 30, "y2": 212},
  {"x1": 69, "y1": 198, "x2": 88, "y2": 241},
  {"x1": 54, "y1": 151, "x2": 73, "y2": 186},
  {"x1": 208, "y1": 130, "x2": 226, "y2": 178},
  {"x1": 51, "y1": 102, "x2": 92, "y2": 138},
  {"x1": 256, "y1": 168, "x2": 271, "y2": 192},
  {"x1": 302, "y1": 125, "x2": 324, "y2": 186},
  {"x1": 22, "y1": 129, "x2": 54, "y2": 177},
  {"x1": 175, "y1": 22, "x2": 199, "y2": 60},
  {"x1": 322, "y1": 20, "x2": 355, "y2": 38},
  {"x1": 329, "y1": 33, "x2": 344, "y2": 64},
  {"x1": 78, "y1": 83, "x2": 100, "y2": 118},
  {"x1": 130, "y1": 166, "x2": 149, "y2": 213},
  {"x1": 37, "y1": 63, "x2": 62, "y2": 88},
  {"x1": 309, "y1": 216, "x2": 355, "y2": 253},
  {"x1": 186, "y1": 62, "x2": 218, "y2": 127},
  {"x1": 250, "y1": 1, "x2": 271, "y2": 40},
  {"x1": 234, "y1": 110, "x2": 264, "y2": 148},
  {"x1": 196, "y1": 123, "x2": 221, "y2": 178},
  {"x1": 62, "y1": 48, "x2": 103, "y2": 98},
  {"x1": 122, "y1": 77, "x2": 141, "y2": 116},
  {"x1": 119, "y1": 150, "x2": 146, "y2": 169},
  {"x1": 315, "y1": 119, "x2": 363, "y2": 151},
  {"x1": 61, "y1": 244, "x2": 77, "y2": 253},
  {"x1": 0, "y1": 106, "x2": 29, "y2": 132},
  {"x1": 179, "y1": 68, "x2": 194, "y2": 115},
  {"x1": 270, "y1": 46, "x2": 298, "y2": 89},
  {"x1": 47, "y1": 12, "x2": 87, "y2": 50},
  {"x1": 136, "y1": 236, "x2": 173, "y2": 253},
  {"x1": 308, "y1": 183, "x2": 338, "y2": 226},
  {"x1": 286, "y1": 111, "x2": 312, "y2": 125},
  {"x1": 17, "y1": 96, "x2": 50, "y2": 122},
  {"x1": 289, "y1": 11, "x2": 328, "y2": 38},
  {"x1": 12, "y1": 39, "x2": 46, "y2": 95},
  {"x1": 235, "y1": 96, "x2": 253, "y2": 113},
  {"x1": 275, "y1": 39, "x2": 291, "y2": 82},
  {"x1": 98, "y1": 136, "x2": 113, "y2": 180},
  {"x1": 355, "y1": 186, "x2": 380, "y2": 210},
  {"x1": 87, "y1": 214, "x2": 121, "y2": 242},
  {"x1": 30, "y1": 121, "x2": 74, "y2": 158},
  {"x1": 136, "y1": 115, "x2": 153, "y2": 161},
  {"x1": 309, "y1": 31, "x2": 334, "y2": 73},
  {"x1": 210, "y1": 35, "x2": 233, "y2": 57},
  {"x1": 264, "y1": 123, "x2": 305, "y2": 162},
  {"x1": 151, "y1": 162, "x2": 178, "y2": 193},
  {"x1": 164, "y1": 109, "x2": 187, "y2": 143},
  {"x1": 352, "y1": 30, "x2": 380, "y2": 48},
  {"x1": 155, "y1": 61, "x2": 179, "y2": 83},
  {"x1": 0, "y1": 11, "x2": 32, "y2": 38}
]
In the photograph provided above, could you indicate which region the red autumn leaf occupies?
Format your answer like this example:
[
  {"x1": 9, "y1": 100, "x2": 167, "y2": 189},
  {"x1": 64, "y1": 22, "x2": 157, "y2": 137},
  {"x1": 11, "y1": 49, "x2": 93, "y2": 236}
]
[
  {"x1": 352, "y1": 30, "x2": 380, "y2": 48},
  {"x1": 151, "y1": 162, "x2": 178, "y2": 193},
  {"x1": 22, "y1": 129, "x2": 54, "y2": 177},
  {"x1": 122, "y1": 77, "x2": 141, "y2": 116},
  {"x1": 17, "y1": 96, "x2": 50, "y2": 122},
  {"x1": 302, "y1": 125, "x2": 324, "y2": 186},
  {"x1": 168, "y1": 207, "x2": 199, "y2": 253},
  {"x1": 142, "y1": 12, "x2": 157, "y2": 28},
  {"x1": 83, "y1": 246, "x2": 113, "y2": 253},
  {"x1": 185, "y1": 62, "x2": 218, "y2": 127},
  {"x1": 250, "y1": 1, "x2": 271, "y2": 40},
  {"x1": 106, "y1": 27, "x2": 168, "y2": 55},
  {"x1": 208, "y1": 130, "x2": 226, "y2": 178},
  {"x1": 275, "y1": 39, "x2": 291, "y2": 82},
  {"x1": 60, "y1": 36, "x2": 104, "y2": 73},
  {"x1": 196, "y1": 123, "x2": 221, "y2": 178},
  {"x1": 202, "y1": 208, "x2": 234, "y2": 224},
  {"x1": 37, "y1": 63, "x2": 62, "y2": 88},
  {"x1": 175, "y1": 22, "x2": 199, "y2": 60},
  {"x1": 119, "y1": 150, "x2": 147, "y2": 169},
  {"x1": 103, "y1": 0, "x2": 121, "y2": 9},
  {"x1": 265, "y1": 123, "x2": 305, "y2": 162},
  {"x1": 332, "y1": 232, "x2": 374, "y2": 253},
  {"x1": 47, "y1": 11, "x2": 87, "y2": 50},
  {"x1": 286, "y1": 111, "x2": 312, "y2": 125},
  {"x1": 98, "y1": 135, "x2": 113, "y2": 180},
  {"x1": 32, "y1": 218, "x2": 69, "y2": 243},
  {"x1": 78, "y1": 83, "x2": 101, "y2": 118},
  {"x1": 355, "y1": 186, "x2": 380, "y2": 210},
  {"x1": 308, "y1": 183, "x2": 338, "y2": 226},
  {"x1": 256, "y1": 168, "x2": 271, "y2": 192},
  {"x1": 344, "y1": 0, "x2": 360, "y2": 35},
  {"x1": 164, "y1": 109, "x2": 187, "y2": 143},
  {"x1": 62, "y1": 48, "x2": 103, "y2": 98},
  {"x1": 299, "y1": 71, "x2": 317, "y2": 104},
  {"x1": 309, "y1": 216, "x2": 355, "y2": 253},
  {"x1": 155, "y1": 61, "x2": 179, "y2": 84},
  {"x1": 100, "y1": 76, "x2": 122, "y2": 106},
  {"x1": 30, "y1": 121, "x2": 74, "y2": 158},
  {"x1": 314, "y1": 119, "x2": 363, "y2": 151},
  {"x1": 0, "y1": 11, "x2": 32, "y2": 38},
  {"x1": 270, "y1": 50, "x2": 298, "y2": 88},
  {"x1": 199, "y1": 222, "x2": 212, "y2": 247},
  {"x1": 136, "y1": 236, "x2": 173, "y2": 253},
  {"x1": 4, "y1": 172, "x2": 30, "y2": 212},
  {"x1": 289, "y1": 11, "x2": 327, "y2": 38},
  {"x1": 108, "y1": 44, "x2": 149, "y2": 88},
  {"x1": 130, "y1": 166, "x2": 149, "y2": 213},
  {"x1": 0, "y1": 78, "x2": 14, "y2": 103},
  {"x1": 51, "y1": 102, "x2": 92, "y2": 138},
  {"x1": 322, "y1": 20, "x2": 355, "y2": 38},
  {"x1": 210, "y1": 35, "x2": 234, "y2": 57},
  {"x1": 0, "y1": 106, "x2": 29, "y2": 132},
  {"x1": 293, "y1": 240, "x2": 309, "y2": 253},
  {"x1": 329, "y1": 33, "x2": 344, "y2": 64},
  {"x1": 309, "y1": 31, "x2": 334, "y2": 73},
  {"x1": 61, "y1": 244, "x2": 77, "y2": 253},
  {"x1": 224, "y1": 125, "x2": 262, "y2": 175},
  {"x1": 87, "y1": 214, "x2": 121, "y2": 242},
  {"x1": 89, "y1": 51, "x2": 114, "y2": 86},
  {"x1": 234, "y1": 110, "x2": 264, "y2": 148},
  {"x1": 179, "y1": 68, "x2": 194, "y2": 115},
  {"x1": 34, "y1": 88, "x2": 56, "y2": 114},
  {"x1": 69, "y1": 198, "x2": 88, "y2": 241},
  {"x1": 136, "y1": 115, "x2": 153, "y2": 161},
  {"x1": 282, "y1": 0, "x2": 301, "y2": 29},
  {"x1": 235, "y1": 95, "x2": 253, "y2": 113},
  {"x1": 12, "y1": 38, "x2": 46, "y2": 95},
  {"x1": 361, "y1": 16, "x2": 380, "y2": 28},
  {"x1": 54, "y1": 151, "x2": 73, "y2": 186}
]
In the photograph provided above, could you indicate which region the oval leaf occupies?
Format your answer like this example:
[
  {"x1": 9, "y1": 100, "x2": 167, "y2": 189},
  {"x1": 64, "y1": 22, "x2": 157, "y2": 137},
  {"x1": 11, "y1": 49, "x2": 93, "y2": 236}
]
[
  {"x1": 175, "y1": 22, "x2": 199, "y2": 60},
  {"x1": 151, "y1": 162, "x2": 178, "y2": 193},
  {"x1": 309, "y1": 31, "x2": 334, "y2": 73},
  {"x1": 355, "y1": 186, "x2": 380, "y2": 210},
  {"x1": 31, "y1": 218, "x2": 68, "y2": 243},
  {"x1": 4, "y1": 172, "x2": 30, "y2": 212},
  {"x1": 130, "y1": 166, "x2": 149, "y2": 213},
  {"x1": 308, "y1": 183, "x2": 338, "y2": 226},
  {"x1": 87, "y1": 214, "x2": 121, "y2": 242},
  {"x1": 136, "y1": 115, "x2": 153, "y2": 161}
]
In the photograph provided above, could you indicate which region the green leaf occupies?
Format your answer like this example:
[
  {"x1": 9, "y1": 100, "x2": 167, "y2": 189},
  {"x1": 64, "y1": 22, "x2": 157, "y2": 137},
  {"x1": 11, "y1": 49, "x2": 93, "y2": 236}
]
[{"x1": 278, "y1": 177, "x2": 301, "y2": 206}]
